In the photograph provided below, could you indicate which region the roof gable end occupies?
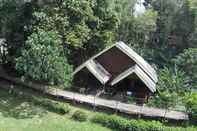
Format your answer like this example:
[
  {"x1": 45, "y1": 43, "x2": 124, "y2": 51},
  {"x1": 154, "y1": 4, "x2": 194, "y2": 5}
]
[{"x1": 73, "y1": 41, "x2": 158, "y2": 90}]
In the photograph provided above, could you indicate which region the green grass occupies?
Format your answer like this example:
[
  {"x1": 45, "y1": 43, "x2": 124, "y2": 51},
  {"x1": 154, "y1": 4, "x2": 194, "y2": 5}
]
[
  {"x1": 0, "y1": 89, "x2": 111, "y2": 131},
  {"x1": 0, "y1": 81, "x2": 195, "y2": 131}
]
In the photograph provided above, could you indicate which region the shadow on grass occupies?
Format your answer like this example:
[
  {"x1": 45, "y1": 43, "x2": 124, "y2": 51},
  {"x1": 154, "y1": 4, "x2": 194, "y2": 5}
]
[{"x1": 0, "y1": 90, "x2": 47, "y2": 119}]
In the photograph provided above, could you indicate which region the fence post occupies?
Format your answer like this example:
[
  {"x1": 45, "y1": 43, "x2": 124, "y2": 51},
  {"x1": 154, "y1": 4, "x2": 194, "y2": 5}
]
[
  {"x1": 93, "y1": 95, "x2": 96, "y2": 111},
  {"x1": 73, "y1": 92, "x2": 76, "y2": 104},
  {"x1": 55, "y1": 87, "x2": 58, "y2": 99},
  {"x1": 164, "y1": 105, "x2": 167, "y2": 120},
  {"x1": 9, "y1": 84, "x2": 14, "y2": 94},
  {"x1": 115, "y1": 101, "x2": 119, "y2": 114},
  {"x1": 138, "y1": 98, "x2": 143, "y2": 119}
]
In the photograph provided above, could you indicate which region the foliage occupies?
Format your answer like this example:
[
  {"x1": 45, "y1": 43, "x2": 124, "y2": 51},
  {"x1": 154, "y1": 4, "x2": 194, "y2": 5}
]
[
  {"x1": 0, "y1": 0, "x2": 36, "y2": 65},
  {"x1": 133, "y1": 9, "x2": 158, "y2": 45},
  {"x1": 15, "y1": 29, "x2": 73, "y2": 87},
  {"x1": 29, "y1": 0, "x2": 119, "y2": 65},
  {"x1": 184, "y1": 92, "x2": 197, "y2": 123},
  {"x1": 158, "y1": 67, "x2": 187, "y2": 93},
  {"x1": 0, "y1": 0, "x2": 119, "y2": 74},
  {"x1": 151, "y1": 0, "x2": 195, "y2": 65},
  {"x1": 72, "y1": 110, "x2": 87, "y2": 122},
  {"x1": 148, "y1": 91, "x2": 178, "y2": 109},
  {"x1": 113, "y1": 0, "x2": 157, "y2": 59},
  {"x1": 173, "y1": 48, "x2": 197, "y2": 89},
  {"x1": 188, "y1": 0, "x2": 197, "y2": 13},
  {"x1": 91, "y1": 113, "x2": 197, "y2": 131},
  {"x1": 0, "y1": 89, "x2": 111, "y2": 131},
  {"x1": 0, "y1": 38, "x2": 8, "y2": 64},
  {"x1": 188, "y1": 0, "x2": 197, "y2": 47},
  {"x1": 127, "y1": 96, "x2": 136, "y2": 104},
  {"x1": 33, "y1": 97, "x2": 70, "y2": 115},
  {"x1": 148, "y1": 67, "x2": 187, "y2": 109},
  {"x1": 8, "y1": 86, "x2": 71, "y2": 115}
]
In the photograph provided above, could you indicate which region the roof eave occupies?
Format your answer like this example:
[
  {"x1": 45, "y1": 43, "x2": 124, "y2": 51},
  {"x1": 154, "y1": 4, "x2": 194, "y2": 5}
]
[
  {"x1": 110, "y1": 65, "x2": 156, "y2": 93},
  {"x1": 72, "y1": 44, "x2": 117, "y2": 76},
  {"x1": 115, "y1": 41, "x2": 158, "y2": 83}
]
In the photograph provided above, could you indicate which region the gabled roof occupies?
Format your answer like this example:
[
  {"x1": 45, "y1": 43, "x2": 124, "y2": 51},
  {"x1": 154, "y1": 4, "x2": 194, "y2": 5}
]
[
  {"x1": 73, "y1": 41, "x2": 158, "y2": 93},
  {"x1": 110, "y1": 65, "x2": 156, "y2": 92},
  {"x1": 86, "y1": 60, "x2": 111, "y2": 84},
  {"x1": 115, "y1": 42, "x2": 158, "y2": 83},
  {"x1": 72, "y1": 43, "x2": 118, "y2": 75}
]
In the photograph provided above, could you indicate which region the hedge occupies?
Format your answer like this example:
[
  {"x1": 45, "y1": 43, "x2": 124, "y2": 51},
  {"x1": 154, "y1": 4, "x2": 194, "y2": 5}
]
[
  {"x1": 91, "y1": 113, "x2": 196, "y2": 131},
  {"x1": 32, "y1": 97, "x2": 70, "y2": 114},
  {"x1": 72, "y1": 110, "x2": 87, "y2": 122}
]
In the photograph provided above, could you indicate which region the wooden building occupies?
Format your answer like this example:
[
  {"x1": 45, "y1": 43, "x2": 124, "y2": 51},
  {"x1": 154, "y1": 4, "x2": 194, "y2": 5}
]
[{"x1": 73, "y1": 42, "x2": 158, "y2": 103}]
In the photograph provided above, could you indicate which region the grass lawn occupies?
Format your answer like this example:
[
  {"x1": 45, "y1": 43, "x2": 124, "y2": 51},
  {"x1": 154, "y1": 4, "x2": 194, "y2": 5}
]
[
  {"x1": 0, "y1": 88, "x2": 111, "y2": 131},
  {"x1": 0, "y1": 81, "x2": 195, "y2": 131}
]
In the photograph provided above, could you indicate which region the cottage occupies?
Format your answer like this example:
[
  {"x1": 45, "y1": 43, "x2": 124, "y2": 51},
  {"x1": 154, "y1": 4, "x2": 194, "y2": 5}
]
[{"x1": 73, "y1": 42, "x2": 158, "y2": 103}]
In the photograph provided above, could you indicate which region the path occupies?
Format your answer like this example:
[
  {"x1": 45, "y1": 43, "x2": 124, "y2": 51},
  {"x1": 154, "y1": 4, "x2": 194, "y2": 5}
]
[
  {"x1": 0, "y1": 71, "x2": 188, "y2": 121},
  {"x1": 48, "y1": 88, "x2": 188, "y2": 120}
]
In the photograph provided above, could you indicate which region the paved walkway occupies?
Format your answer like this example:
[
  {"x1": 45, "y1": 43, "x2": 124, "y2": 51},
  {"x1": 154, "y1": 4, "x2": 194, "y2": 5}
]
[{"x1": 0, "y1": 72, "x2": 188, "y2": 121}]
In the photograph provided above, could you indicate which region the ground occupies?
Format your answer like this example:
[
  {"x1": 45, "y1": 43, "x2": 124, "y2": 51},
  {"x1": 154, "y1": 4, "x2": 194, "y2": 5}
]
[
  {"x1": 0, "y1": 88, "x2": 111, "y2": 131},
  {"x1": 0, "y1": 79, "x2": 195, "y2": 131}
]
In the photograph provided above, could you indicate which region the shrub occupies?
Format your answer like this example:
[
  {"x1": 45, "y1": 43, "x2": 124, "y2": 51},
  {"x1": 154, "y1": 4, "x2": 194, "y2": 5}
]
[
  {"x1": 148, "y1": 67, "x2": 187, "y2": 109},
  {"x1": 72, "y1": 110, "x2": 87, "y2": 122},
  {"x1": 147, "y1": 91, "x2": 179, "y2": 109},
  {"x1": 91, "y1": 113, "x2": 163, "y2": 131},
  {"x1": 53, "y1": 103, "x2": 70, "y2": 114},
  {"x1": 33, "y1": 98, "x2": 70, "y2": 114},
  {"x1": 15, "y1": 29, "x2": 73, "y2": 88},
  {"x1": 92, "y1": 113, "x2": 128, "y2": 130},
  {"x1": 184, "y1": 92, "x2": 197, "y2": 123},
  {"x1": 158, "y1": 67, "x2": 187, "y2": 93},
  {"x1": 91, "y1": 113, "x2": 197, "y2": 131}
]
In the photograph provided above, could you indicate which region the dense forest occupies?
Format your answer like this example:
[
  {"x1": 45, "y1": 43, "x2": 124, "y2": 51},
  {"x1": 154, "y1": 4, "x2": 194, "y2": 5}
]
[{"x1": 0, "y1": 0, "x2": 196, "y2": 123}]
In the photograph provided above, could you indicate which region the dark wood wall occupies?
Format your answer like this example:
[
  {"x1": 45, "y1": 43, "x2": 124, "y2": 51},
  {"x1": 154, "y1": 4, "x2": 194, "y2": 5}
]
[
  {"x1": 96, "y1": 47, "x2": 135, "y2": 79},
  {"x1": 73, "y1": 68, "x2": 102, "y2": 88}
]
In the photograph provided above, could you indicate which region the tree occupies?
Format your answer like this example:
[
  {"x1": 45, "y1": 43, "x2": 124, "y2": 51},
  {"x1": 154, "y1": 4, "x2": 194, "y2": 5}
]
[
  {"x1": 131, "y1": 9, "x2": 157, "y2": 58},
  {"x1": 148, "y1": 67, "x2": 187, "y2": 109},
  {"x1": 0, "y1": 38, "x2": 8, "y2": 65},
  {"x1": 15, "y1": 29, "x2": 73, "y2": 88},
  {"x1": 188, "y1": 0, "x2": 197, "y2": 47},
  {"x1": 29, "y1": 0, "x2": 119, "y2": 66},
  {"x1": 111, "y1": 0, "x2": 157, "y2": 60},
  {"x1": 151, "y1": 0, "x2": 195, "y2": 66},
  {"x1": 0, "y1": 0, "x2": 36, "y2": 67},
  {"x1": 173, "y1": 48, "x2": 197, "y2": 90},
  {"x1": 157, "y1": 67, "x2": 187, "y2": 93}
]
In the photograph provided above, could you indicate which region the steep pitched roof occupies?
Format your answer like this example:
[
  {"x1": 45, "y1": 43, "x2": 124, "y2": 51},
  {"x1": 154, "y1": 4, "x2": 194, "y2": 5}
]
[
  {"x1": 72, "y1": 43, "x2": 117, "y2": 75},
  {"x1": 115, "y1": 42, "x2": 158, "y2": 83},
  {"x1": 110, "y1": 65, "x2": 156, "y2": 92},
  {"x1": 73, "y1": 41, "x2": 158, "y2": 92},
  {"x1": 85, "y1": 60, "x2": 111, "y2": 84}
]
